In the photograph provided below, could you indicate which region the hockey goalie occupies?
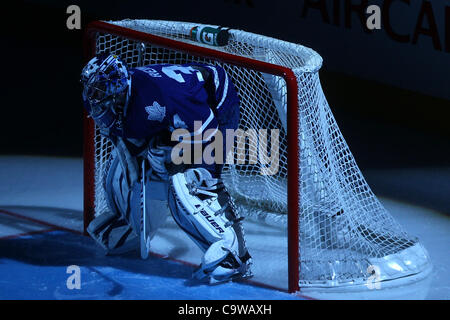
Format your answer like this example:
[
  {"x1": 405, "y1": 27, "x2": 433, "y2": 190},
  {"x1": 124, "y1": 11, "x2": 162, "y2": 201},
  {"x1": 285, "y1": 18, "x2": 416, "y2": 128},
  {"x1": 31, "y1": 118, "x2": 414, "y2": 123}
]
[{"x1": 81, "y1": 54, "x2": 252, "y2": 283}]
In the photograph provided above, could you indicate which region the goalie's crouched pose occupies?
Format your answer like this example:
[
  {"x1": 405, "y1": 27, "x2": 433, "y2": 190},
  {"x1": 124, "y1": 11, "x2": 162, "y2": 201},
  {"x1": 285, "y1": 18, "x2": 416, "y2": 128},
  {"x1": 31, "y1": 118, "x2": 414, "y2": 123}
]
[{"x1": 81, "y1": 54, "x2": 252, "y2": 283}]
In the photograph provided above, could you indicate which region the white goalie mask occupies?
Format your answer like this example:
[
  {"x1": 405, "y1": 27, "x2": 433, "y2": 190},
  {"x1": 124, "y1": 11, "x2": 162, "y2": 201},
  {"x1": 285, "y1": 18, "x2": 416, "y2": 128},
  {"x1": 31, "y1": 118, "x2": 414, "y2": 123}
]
[{"x1": 81, "y1": 54, "x2": 131, "y2": 129}]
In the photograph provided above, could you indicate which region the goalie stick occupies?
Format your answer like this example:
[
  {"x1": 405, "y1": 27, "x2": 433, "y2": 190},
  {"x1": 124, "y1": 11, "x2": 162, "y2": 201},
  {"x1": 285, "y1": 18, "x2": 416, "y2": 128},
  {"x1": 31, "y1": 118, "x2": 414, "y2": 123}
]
[{"x1": 140, "y1": 158, "x2": 151, "y2": 259}]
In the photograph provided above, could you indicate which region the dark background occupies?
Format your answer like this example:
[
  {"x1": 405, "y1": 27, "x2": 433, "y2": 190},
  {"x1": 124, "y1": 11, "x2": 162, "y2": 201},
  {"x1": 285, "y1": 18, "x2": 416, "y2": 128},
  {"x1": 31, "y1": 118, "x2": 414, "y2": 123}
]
[{"x1": 1, "y1": 0, "x2": 449, "y2": 171}]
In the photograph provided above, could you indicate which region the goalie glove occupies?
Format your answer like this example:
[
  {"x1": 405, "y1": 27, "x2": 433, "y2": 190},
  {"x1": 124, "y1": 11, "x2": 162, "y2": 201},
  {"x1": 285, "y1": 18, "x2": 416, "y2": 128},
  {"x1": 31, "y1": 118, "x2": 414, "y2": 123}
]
[{"x1": 168, "y1": 168, "x2": 252, "y2": 283}]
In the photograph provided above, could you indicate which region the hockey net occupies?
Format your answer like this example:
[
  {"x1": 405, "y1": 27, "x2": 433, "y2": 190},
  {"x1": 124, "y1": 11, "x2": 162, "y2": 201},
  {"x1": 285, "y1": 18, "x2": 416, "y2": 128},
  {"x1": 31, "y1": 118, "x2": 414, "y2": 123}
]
[{"x1": 83, "y1": 20, "x2": 431, "y2": 292}]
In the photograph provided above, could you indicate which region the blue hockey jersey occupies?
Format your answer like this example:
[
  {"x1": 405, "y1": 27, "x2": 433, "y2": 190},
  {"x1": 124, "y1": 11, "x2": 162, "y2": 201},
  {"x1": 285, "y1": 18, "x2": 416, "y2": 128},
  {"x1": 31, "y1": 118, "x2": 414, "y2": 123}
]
[{"x1": 113, "y1": 63, "x2": 240, "y2": 141}]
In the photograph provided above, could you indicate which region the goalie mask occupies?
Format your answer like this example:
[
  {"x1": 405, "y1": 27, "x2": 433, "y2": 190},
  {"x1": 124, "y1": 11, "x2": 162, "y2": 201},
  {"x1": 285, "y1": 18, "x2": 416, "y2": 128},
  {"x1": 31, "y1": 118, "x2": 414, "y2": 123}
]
[{"x1": 81, "y1": 54, "x2": 131, "y2": 129}]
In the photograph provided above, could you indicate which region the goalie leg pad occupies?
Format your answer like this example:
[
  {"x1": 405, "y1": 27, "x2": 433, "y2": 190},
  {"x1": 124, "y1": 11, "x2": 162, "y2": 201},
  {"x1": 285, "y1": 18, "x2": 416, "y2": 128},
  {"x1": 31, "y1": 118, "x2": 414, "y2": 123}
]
[
  {"x1": 105, "y1": 149, "x2": 170, "y2": 237},
  {"x1": 87, "y1": 210, "x2": 139, "y2": 255},
  {"x1": 168, "y1": 169, "x2": 237, "y2": 251},
  {"x1": 94, "y1": 146, "x2": 170, "y2": 256},
  {"x1": 168, "y1": 168, "x2": 252, "y2": 282},
  {"x1": 105, "y1": 150, "x2": 132, "y2": 221}
]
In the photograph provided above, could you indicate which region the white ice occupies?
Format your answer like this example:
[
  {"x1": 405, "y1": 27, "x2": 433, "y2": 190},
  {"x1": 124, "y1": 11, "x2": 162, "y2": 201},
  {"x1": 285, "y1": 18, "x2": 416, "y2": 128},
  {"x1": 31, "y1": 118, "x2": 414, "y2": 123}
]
[{"x1": 0, "y1": 156, "x2": 448, "y2": 299}]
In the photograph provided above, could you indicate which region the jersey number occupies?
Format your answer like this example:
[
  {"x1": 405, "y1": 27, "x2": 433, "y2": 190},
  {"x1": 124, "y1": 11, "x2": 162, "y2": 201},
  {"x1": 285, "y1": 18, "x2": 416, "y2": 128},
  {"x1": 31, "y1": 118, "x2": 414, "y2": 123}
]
[{"x1": 161, "y1": 66, "x2": 204, "y2": 83}]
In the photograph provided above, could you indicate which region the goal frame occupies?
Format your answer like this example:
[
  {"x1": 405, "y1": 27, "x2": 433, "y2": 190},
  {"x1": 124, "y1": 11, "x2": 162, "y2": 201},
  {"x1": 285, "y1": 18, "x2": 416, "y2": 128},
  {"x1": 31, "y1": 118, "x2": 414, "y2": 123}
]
[{"x1": 83, "y1": 20, "x2": 301, "y2": 293}]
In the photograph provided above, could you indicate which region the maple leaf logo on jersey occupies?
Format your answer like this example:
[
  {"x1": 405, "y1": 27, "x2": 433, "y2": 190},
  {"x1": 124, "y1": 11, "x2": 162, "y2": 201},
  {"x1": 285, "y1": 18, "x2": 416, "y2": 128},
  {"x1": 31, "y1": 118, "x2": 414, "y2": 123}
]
[{"x1": 145, "y1": 101, "x2": 166, "y2": 122}]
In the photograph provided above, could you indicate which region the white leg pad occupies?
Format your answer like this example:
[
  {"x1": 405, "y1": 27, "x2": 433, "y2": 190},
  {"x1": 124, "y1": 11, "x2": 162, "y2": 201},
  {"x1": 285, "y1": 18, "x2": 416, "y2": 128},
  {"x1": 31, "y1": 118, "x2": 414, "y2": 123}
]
[
  {"x1": 168, "y1": 168, "x2": 252, "y2": 282},
  {"x1": 169, "y1": 170, "x2": 238, "y2": 251}
]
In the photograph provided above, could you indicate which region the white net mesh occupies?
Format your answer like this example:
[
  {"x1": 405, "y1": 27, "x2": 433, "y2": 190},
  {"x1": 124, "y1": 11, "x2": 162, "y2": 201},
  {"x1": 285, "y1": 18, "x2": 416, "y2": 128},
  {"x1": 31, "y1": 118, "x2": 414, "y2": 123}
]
[{"x1": 88, "y1": 20, "x2": 430, "y2": 288}]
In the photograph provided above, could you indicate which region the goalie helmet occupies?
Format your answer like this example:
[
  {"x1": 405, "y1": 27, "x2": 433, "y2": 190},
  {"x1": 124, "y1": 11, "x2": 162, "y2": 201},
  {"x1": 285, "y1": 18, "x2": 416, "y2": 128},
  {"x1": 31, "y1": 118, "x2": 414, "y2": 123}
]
[{"x1": 81, "y1": 54, "x2": 131, "y2": 129}]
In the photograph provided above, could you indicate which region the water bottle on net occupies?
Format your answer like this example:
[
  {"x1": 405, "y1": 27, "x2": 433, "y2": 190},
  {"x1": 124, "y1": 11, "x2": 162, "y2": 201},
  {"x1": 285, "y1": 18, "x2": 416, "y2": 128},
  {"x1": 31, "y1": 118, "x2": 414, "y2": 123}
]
[{"x1": 190, "y1": 25, "x2": 230, "y2": 46}]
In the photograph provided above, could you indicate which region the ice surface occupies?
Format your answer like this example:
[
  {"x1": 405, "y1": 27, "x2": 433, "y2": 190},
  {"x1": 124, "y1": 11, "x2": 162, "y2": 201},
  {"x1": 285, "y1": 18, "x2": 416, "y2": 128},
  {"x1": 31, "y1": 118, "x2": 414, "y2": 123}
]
[
  {"x1": 0, "y1": 156, "x2": 448, "y2": 299},
  {"x1": 0, "y1": 230, "x2": 300, "y2": 300}
]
